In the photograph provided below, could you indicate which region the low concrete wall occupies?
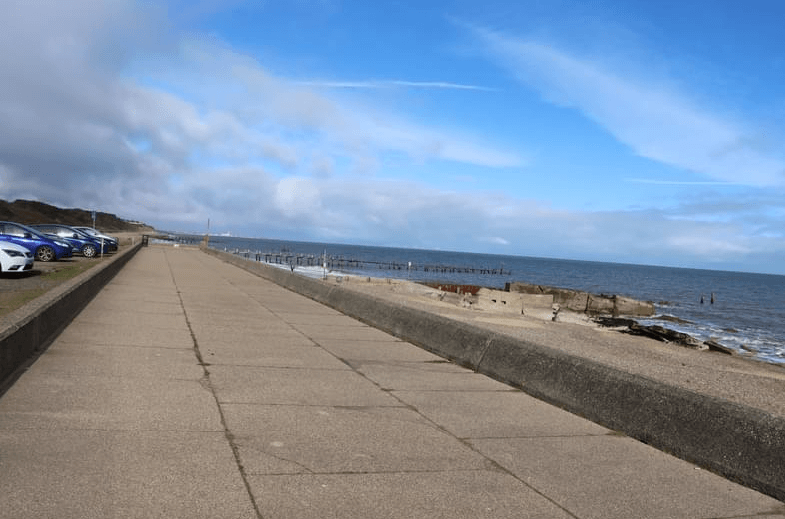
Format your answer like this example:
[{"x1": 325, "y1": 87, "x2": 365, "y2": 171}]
[
  {"x1": 508, "y1": 281, "x2": 656, "y2": 316},
  {"x1": 0, "y1": 241, "x2": 143, "y2": 391},
  {"x1": 204, "y1": 247, "x2": 785, "y2": 502},
  {"x1": 475, "y1": 287, "x2": 553, "y2": 315}
]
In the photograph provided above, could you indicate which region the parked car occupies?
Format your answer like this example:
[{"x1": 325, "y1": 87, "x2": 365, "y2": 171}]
[
  {"x1": 0, "y1": 222, "x2": 73, "y2": 262},
  {"x1": 0, "y1": 241, "x2": 34, "y2": 273},
  {"x1": 72, "y1": 226, "x2": 119, "y2": 252},
  {"x1": 31, "y1": 224, "x2": 108, "y2": 258}
]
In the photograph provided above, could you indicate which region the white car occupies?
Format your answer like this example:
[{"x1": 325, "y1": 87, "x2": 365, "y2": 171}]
[{"x1": 0, "y1": 241, "x2": 35, "y2": 273}]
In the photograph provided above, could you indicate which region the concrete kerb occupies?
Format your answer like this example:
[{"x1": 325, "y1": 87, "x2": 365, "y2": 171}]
[
  {"x1": 0, "y1": 241, "x2": 144, "y2": 392},
  {"x1": 203, "y1": 246, "x2": 785, "y2": 502}
]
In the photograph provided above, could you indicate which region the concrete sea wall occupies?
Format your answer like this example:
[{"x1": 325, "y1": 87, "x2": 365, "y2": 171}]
[{"x1": 204, "y1": 246, "x2": 785, "y2": 502}]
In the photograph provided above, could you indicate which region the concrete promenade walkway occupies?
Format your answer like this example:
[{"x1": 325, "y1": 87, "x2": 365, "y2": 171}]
[{"x1": 1, "y1": 245, "x2": 782, "y2": 518}]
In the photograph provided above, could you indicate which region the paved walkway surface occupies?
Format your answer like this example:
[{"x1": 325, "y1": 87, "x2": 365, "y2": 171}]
[{"x1": 1, "y1": 245, "x2": 783, "y2": 519}]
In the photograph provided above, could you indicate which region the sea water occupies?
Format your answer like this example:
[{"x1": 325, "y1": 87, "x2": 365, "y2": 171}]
[{"x1": 203, "y1": 235, "x2": 785, "y2": 365}]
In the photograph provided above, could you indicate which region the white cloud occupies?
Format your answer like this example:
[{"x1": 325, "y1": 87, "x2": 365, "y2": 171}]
[
  {"x1": 189, "y1": 44, "x2": 523, "y2": 169},
  {"x1": 274, "y1": 177, "x2": 322, "y2": 219},
  {"x1": 471, "y1": 26, "x2": 785, "y2": 187},
  {"x1": 0, "y1": 2, "x2": 523, "y2": 216},
  {"x1": 667, "y1": 234, "x2": 752, "y2": 256},
  {"x1": 294, "y1": 79, "x2": 498, "y2": 91},
  {"x1": 625, "y1": 178, "x2": 745, "y2": 186},
  {"x1": 483, "y1": 236, "x2": 510, "y2": 245},
  {"x1": 213, "y1": 174, "x2": 780, "y2": 272}
]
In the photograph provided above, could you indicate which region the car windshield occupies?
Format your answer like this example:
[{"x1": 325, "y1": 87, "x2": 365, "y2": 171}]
[
  {"x1": 34, "y1": 225, "x2": 90, "y2": 240},
  {"x1": 56, "y1": 227, "x2": 82, "y2": 239},
  {"x1": 73, "y1": 228, "x2": 94, "y2": 239},
  {"x1": 3, "y1": 223, "x2": 49, "y2": 240},
  {"x1": 31, "y1": 225, "x2": 56, "y2": 235},
  {"x1": 80, "y1": 228, "x2": 112, "y2": 240}
]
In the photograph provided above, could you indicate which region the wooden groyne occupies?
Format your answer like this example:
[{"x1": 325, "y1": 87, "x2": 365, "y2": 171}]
[{"x1": 227, "y1": 249, "x2": 510, "y2": 277}]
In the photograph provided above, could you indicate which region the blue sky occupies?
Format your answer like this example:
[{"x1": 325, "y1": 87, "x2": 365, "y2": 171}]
[{"x1": 1, "y1": 0, "x2": 783, "y2": 274}]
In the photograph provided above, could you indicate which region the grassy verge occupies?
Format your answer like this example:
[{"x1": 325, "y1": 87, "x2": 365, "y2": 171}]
[{"x1": 0, "y1": 260, "x2": 103, "y2": 317}]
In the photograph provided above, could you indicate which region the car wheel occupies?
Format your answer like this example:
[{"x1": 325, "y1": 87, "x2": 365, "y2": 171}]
[
  {"x1": 36, "y1": 245, "x2": 55, "y2": 262},
  {"x1": 82, "y1": 244, "x2": 97, "y2": 258}
]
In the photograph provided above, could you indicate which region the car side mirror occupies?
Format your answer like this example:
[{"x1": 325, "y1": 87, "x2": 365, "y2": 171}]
[{"x1": 24, "y1": 232, "x2": 32, "y2": 238}]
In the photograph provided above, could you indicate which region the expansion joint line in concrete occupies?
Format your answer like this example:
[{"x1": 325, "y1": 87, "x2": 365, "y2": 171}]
[
  {"x1": 370, "y1": 372, "x2": 580, "y2": 518},
  {"x1": 282, "y1": 328, "x2": 583, "y2": 519},
  {"x1": 475, "y1": 336, "x2": 495, "y2": 370},
  {"x1": 163, "y1": 249, "x2": 266, "y2": 519}
]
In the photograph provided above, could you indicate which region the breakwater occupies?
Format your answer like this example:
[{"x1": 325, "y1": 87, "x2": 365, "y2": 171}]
[{"x1": 229, "y1": 249, "x2": 510, "y2": 277}]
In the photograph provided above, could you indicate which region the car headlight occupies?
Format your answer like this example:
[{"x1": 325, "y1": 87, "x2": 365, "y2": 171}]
[{"x1": 3, "y1": 249, "x2": 24, "y2": 257}]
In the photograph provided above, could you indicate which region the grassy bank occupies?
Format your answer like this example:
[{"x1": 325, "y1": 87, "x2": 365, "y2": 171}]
[{"x1": 0, "y1": 259, "x2": 104, "y2": 317}]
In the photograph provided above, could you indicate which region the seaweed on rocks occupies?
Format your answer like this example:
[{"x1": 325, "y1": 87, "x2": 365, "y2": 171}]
[
  {"x1": 594, "y1": 318, "x2": 706, "y2": 349},
  {"x1": 626, "y1": 323, "x2": 705, "y2": 349},
  {"x1": 593, "y1": 316, "x2": 637, "y2": 328}
]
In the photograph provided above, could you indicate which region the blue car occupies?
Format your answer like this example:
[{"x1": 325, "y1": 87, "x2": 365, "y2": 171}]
[
  {"x1": 0, "y1": 221, "x2": 73, "y2": 262},
  {"x1": 31, "y1": 224, "x2": 109, "y2": 258},
  {"x1": 73, "y1": 226, "x2": 118, "y2": 252}
]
